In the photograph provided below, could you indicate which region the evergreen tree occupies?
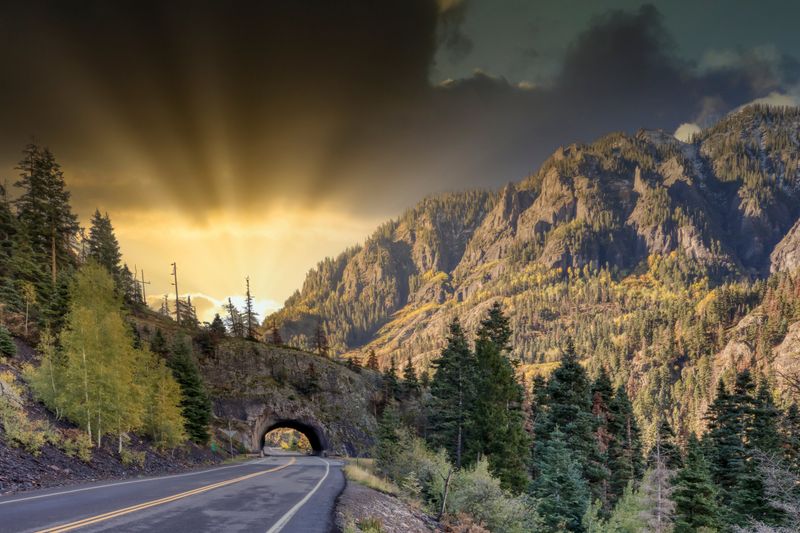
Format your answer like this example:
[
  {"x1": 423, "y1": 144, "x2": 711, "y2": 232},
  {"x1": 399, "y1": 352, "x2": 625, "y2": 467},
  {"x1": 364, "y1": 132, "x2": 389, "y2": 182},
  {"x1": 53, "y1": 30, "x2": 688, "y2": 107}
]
[
  {"x1": 607, "y1": 385, "x2": 643, "y2": 502},
  {"x1": 224, "y1": 298, "x2": 244, "y2": 338},
  {"x1": 533, "y1": 342, "x2": 595, "y2": 483},
  {"x1": 244, "y1": 277, "x2": 259, "y2": 340},
  {"x1": 428, "y1": 318, "x2": 476, "y2": 468},
  {"x1": 781, "y1": 404, "x2": 800, "y2": 473},
  {"x1": 672, "y1": 434, "x2": 720, "y2": 533},
  {"x1": 267, "y1": 323, "x2": 283, "y2": 345},
  {"x1": 167, "y1": 338, "x2": 211, "y2": 444},
  {"x1": 150, "y1": 329, "x2": 169, "y2": 357},
  {"x1": 750, "y1": 380, "x2": 781, "y2": 454},
  {"x1": 532, "y1": 427, "x2": 590, "y2": 532},
  {"x1": 209, "y1": 314, "x2": 227, "y2": 340},
  {"x1": 14, "y1": 144, "x2": 79, "y2": 286},
  {"x1": 401, "y1": 355, "x2": 419, "y2": 398},
  {"x1": 647, "y1": 417, "x2": 681, "y2": 470},
  {"x1": 87, "y1": 210, "x2": 121, "y2": 278},
  {"x1": 589, "y1": 368, "x2": 614, "y2": 513},
  {"x1": 383, "y1": 355, "x2": 399, "y2": 401},
  {"x1": 313, "y1": 320, "x2": 329, "y2": 356},
  {"x1": 366, "y1": 349, "x2": 379, "y2": 370},
  {"x1": 375, "y1": 402, "x2": 402, "y2": 476},
  {"x1": 471, "y1": 302, "x2": 530, "y2": 492},
  {"x1": 0, "y1": 324, "x2": 16, "y2": 358}
]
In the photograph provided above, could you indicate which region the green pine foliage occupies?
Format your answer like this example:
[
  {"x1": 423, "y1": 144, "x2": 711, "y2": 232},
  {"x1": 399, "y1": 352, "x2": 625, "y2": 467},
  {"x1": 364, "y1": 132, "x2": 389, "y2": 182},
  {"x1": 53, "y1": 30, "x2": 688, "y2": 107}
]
[
  {"x1": 0, "y1": 324, "x2": 16, "y2": 358},
  {"x1": 427, "y1": 318, "x2": 476, "y2": 468},
  {"x1": 531, "y1": 426, "x2": 590, "y2": 531},
  {"x1": 87, "y1": 210, "x2": 122, "y2": 278},
  {"x1": 672, "y1": 435, "x2": 719, "y2": 532},
  {"x1": 167, "y1": 338, "x2": 212, "y2": 444}
]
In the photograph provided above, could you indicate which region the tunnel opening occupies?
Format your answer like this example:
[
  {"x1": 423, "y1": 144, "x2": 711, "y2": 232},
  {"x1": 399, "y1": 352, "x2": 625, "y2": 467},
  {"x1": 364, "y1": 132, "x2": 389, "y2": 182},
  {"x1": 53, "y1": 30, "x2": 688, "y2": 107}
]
[{"x1": 259, "y1": 419, "x2": 326, "y2": 455}]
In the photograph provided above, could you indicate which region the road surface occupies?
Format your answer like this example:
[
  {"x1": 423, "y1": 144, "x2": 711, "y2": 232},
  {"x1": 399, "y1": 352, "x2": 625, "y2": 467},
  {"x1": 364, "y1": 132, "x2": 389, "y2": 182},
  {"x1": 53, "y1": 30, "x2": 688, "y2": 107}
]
[{"x1": 0, "y1": 455, "x2": 344, "y2": 533}]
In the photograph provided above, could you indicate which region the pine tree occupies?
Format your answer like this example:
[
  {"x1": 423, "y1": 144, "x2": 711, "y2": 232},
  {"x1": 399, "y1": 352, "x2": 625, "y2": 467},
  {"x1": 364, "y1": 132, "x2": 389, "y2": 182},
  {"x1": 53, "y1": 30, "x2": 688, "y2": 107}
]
[
  {"x1": 225, "y1": 298, "x2": 244, "y2": 338},
  {"x1": 376, "y1": 402, "x2": 403, "y2": 476},
  {"x1": 313, "y1": 320, "x2": 329, "y2": 356},
  {"x1": 267, "y1": 323, "x2": 283, "y2": 345},
  {"x1": 532, "y1": 427, "x2": 590, "y2": 531},
  {"x1": 244, "y1": 277, "x2": 259, "y2": 340},
  {"x1": 750, "y1": 380, "x2": 781, "y2": 454},
  {"x1": 647, "y1": 417, "x2": 681, "y2": 470},
  {"x1": 401, "y1": 355, "x2": 419, "y2": 398},
  {"x1": 14, "y1": 144, "x2": 79, "y2": 286},
  {"x1": 209, "y1": 314, "x2": 227, "y2": 340},
  {"x1": 87, "y1": 210, "x2": 121, "y2": 278},
  {"x1": 672, "y1": 434, "x2": 719, "y2": 533},
  {"x1": 533, "y1": 342, "x2": 595, "y2": 484},
  {"x1": 607, "y1": 384, "x2": 643, "y2": 503},
  {"x1": 167, "y1": 338, "x2": 211, "y2": 444},
  {"x1": 0, "y1": 324, "x2": 16, "y2": 358},
  {"x1": 366, "y1": 349, "x2": 379, "y2": 370},
  {"x1": 470, "y1": 302, "x2": 529, "y2": 492},
  {"x1": 383, "y1": 355, "x2": 399, "y2": 401},
  {"x1": 589, "y1": 368, "x2": 614, "y2": 514},
  {"x1": 428, "y1": 318, "x2": 476, "y2": 469},
  {"x1": 150, "y1": 329, "x2": 169, "y2": 357},
  {"x1": 781, "y1": 404, "x2": 800, "y2": 473}
]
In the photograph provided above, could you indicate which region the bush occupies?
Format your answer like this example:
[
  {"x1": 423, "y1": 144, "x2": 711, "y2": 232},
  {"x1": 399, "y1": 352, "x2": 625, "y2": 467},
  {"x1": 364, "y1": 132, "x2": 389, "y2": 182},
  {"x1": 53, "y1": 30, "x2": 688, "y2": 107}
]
[
  {"x1": 0, "y1": 325, "x2": 16, "y2": 358},
  {"x1": 120, "y1": 448, "x2": 146, "y2": 467},
  {"x1": 0, "y1": 396, "x2": 46, "y2": 455},
  {"x1": 447, "y1": 459, "x2": 540, "y2": 533},
  {"x1": 59, "y1": 429, "x2": 93, "y2": 462}
]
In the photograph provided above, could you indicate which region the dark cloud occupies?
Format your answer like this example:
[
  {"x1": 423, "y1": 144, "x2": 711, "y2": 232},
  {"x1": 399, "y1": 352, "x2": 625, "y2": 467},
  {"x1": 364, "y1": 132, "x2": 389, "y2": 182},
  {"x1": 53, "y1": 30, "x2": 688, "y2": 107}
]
[{"x1": 0, "y1": 1, "x2": 796, "y2": 219}]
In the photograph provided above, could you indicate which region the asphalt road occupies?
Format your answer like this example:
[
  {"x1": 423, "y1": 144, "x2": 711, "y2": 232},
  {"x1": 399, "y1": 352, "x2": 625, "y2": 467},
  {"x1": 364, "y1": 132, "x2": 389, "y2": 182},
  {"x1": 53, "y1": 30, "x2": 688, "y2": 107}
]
[{"x1": 0, "y1": 455, "x2": 344, "y2": 533}]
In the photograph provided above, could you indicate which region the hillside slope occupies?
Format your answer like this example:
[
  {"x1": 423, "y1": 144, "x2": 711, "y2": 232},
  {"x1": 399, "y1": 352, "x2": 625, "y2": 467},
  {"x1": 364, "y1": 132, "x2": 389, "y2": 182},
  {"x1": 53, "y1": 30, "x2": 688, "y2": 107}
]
[{"x1": 269, "y1": 105, "x2": 800, "y2": 437}]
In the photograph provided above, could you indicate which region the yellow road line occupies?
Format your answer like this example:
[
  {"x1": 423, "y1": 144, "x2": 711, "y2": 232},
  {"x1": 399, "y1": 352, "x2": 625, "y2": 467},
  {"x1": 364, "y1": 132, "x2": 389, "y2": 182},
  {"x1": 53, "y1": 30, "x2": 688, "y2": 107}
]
[{"x1": 35, "y1": 458, "x2": 296, "y2": 533}]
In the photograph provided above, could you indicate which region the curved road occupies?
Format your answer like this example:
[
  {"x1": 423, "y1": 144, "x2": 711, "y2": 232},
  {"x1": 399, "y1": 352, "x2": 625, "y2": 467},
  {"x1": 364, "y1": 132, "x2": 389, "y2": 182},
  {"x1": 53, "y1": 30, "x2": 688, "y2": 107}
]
[{"x1": 0, "y1": 455, "x2": 344, "y2": 533}]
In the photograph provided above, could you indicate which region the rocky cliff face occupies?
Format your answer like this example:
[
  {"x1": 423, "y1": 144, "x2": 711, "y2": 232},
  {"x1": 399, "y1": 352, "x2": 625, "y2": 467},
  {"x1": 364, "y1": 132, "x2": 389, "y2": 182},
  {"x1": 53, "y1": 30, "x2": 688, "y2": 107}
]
[
  {"x1": 269, "y1": 106, "x2": 800, "y2": 373},
  {"x1": 200, "y1": 340, "x2": 382, "y2": 456}
]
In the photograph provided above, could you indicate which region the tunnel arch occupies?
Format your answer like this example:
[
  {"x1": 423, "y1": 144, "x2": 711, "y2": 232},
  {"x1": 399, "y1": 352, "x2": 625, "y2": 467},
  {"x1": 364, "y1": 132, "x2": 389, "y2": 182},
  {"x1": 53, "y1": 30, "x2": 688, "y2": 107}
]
[{"x1": 258, "y1": 418, "x2": 328, "y2": 455}]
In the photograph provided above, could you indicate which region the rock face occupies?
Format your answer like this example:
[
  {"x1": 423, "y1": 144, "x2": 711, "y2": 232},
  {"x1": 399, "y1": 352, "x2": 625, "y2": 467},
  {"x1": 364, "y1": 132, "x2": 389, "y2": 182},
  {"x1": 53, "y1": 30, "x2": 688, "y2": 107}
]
[
  {"x1": 200, "y1": 340, "x2": 381, "y2": 456},
  {"x1": 270, "y1": 106, "x2": 800, "y2": 368},
  {"x1": 771, "y1": 219, "x2": 800, "y2": 273}
]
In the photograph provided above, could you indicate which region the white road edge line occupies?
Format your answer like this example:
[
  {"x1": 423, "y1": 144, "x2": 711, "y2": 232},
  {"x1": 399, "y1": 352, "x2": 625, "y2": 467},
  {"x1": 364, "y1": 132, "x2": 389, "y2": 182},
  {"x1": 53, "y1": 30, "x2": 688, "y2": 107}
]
[
  {"x1": 0, "y1": 458, "x2": 271, "y2": 506},
  {"x1": 265, "y1": 457, "x2": 330, "y2": 533}
]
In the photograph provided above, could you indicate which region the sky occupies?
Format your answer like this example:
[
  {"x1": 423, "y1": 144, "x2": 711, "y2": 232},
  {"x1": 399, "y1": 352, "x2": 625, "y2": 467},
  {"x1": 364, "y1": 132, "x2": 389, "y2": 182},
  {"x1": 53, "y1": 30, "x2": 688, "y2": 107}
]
[{"x1": 1, "y1": 0, "x2": 799, "y2": 321}]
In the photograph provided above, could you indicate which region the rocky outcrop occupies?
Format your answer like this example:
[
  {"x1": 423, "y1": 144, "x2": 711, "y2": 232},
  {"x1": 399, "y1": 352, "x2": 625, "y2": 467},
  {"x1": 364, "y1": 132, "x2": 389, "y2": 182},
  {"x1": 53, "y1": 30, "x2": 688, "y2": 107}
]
[
  {"x1": 270, "y1": 106, "x2": 800, "y2": 367},
  {"x1": 771, "y1": 218, "x2": 800, "y2": 273},
  {"x1": 201, "y1": 340, "x2": 381, "y2": 456}
]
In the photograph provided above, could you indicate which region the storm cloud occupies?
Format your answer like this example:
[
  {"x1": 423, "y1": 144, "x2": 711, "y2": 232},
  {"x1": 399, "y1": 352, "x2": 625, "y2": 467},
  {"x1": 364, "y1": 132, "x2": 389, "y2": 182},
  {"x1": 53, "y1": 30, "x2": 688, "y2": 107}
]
[{"x1": 0, "y1": 1, "x2": 797, "y2": 219}]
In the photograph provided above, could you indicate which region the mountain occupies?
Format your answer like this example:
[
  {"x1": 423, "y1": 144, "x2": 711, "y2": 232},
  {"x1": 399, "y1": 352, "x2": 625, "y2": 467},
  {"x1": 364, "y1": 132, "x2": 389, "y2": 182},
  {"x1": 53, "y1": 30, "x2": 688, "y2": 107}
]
[{"x1": 267, "y1": 105, "x2": 800, "y2": 436}]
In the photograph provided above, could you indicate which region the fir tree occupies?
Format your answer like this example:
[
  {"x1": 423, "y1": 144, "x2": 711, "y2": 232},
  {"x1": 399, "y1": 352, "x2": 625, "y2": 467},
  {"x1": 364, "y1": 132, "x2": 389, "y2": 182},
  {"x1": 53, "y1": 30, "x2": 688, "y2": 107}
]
[
  {"x1": 589, "y1": 368, "x2": 614, "y2": 514},
  {"x1": 209, "y1": 314, "x2": 227, "y2": 340},
  {"x1": 313, "y1": 320, "x2": 329, "y2": 356},
  {"x1": 224, "y1": 298, "x2": 244, "y2": 338},
  {"x1": 532, "y1": 427, "x2": 590, "y2": 531},
  {"x1": 14, "y1": 144, "x2": 79, "y2": 286},
  {"x1": 607, "y1": 384, "x2": 643, "y2": 503},
  {"x1": 672, "y1": 434, "x2": 719, "y2": 533},
  {"x1": 750, "y1": 380, "x2": 781, "y2": 454},
  {"x1": 366, "y1": 349, "x2": 379, "y2": 370},
  {"x1": 383, "y1": 355, "x2": 399, "y2": 401},
  {"x1": 401, "y1": 355, "x2": 419, "y2": 398},
  {"x1": 150, "y1": 329, "x2": 169, "y2": 357},
  {"x1": 87, "y1": 210, "x2": 121, "y2": 278},
  {"x1": 647, "y1": 417, "x2": 681, "y2": 470},
  {"x1": 471, "y1": 302, "x2": 529, "y2": 492},
  {"x1": 244, "y1": 277, "x2": 259, "y2": 340},
  {"x1": 375, "y1": 402, "x2": 402, "y2": 477},
  {"x1": 167, "y1": 338, "x2": 211, "y2": 444},
  {"x1": 428, "y1": 318, "x2": 476, "y2": 468},
  {"x1": 781, "y1": 404, "x2": 800, "y2": 473}
]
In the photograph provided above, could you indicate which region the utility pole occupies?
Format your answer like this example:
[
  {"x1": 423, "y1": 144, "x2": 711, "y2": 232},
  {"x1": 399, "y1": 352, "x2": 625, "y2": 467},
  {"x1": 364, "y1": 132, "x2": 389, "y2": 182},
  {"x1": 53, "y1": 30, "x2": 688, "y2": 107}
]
[
  {"x1": 136, "y1": 266, "x2": 151, "y2": 304},
  {"x1": 171, "y1": 262, "x2": 180, "y2": 325}
]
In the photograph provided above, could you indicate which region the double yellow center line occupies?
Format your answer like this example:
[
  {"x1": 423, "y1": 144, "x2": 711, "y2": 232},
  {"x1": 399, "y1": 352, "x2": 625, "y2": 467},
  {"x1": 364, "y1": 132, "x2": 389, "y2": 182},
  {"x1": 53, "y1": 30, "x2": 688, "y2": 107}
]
[{"x1": 36, "y1": 458, "x2": 296, "y2": 533}]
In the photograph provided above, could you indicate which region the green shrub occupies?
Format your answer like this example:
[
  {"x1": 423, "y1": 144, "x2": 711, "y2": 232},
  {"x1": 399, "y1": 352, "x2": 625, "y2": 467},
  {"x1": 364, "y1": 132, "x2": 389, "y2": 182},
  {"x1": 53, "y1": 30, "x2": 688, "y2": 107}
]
[
  {"x1": 0, "y1": 325, "x2": 16, "y2": 358},
  {"x1": 0, "y1": 397, "x2": 46, "y2": 455},
  {"x1": 447, "y1": 459, "x2": 540, "y2": 533},
  {"x1": 120, "y1": 448, "x2": 146, "y2": 467}
]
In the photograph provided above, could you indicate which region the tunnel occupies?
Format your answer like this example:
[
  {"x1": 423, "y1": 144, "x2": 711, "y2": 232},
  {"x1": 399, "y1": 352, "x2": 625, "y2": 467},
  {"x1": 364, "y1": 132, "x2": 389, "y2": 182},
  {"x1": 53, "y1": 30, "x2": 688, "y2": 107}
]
[{"x1": 258, "y1": 419, "x2": 328, "y2": 455}]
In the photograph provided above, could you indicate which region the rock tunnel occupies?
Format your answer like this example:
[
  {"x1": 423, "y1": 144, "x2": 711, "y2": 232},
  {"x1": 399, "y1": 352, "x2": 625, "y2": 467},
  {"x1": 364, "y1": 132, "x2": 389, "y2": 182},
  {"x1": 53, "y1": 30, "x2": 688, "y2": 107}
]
[{"x1": 255, "y1": 417, "x2": 330, "y2": 456}]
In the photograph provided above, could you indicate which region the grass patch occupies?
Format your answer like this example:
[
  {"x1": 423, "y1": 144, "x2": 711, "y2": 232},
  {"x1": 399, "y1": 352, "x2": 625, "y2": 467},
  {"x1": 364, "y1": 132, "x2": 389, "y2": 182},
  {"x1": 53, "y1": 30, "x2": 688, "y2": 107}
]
[{"x1": 343, "y1": 459, "x2": 399, "y2": 495}]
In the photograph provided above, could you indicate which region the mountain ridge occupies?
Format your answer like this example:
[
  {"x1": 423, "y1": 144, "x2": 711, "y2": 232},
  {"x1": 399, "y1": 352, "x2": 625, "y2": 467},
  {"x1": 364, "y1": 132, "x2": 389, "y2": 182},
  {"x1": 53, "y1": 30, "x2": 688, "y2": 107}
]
[{"x1": 267, "y1": 105, "x2": 800, "y2": 436}]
